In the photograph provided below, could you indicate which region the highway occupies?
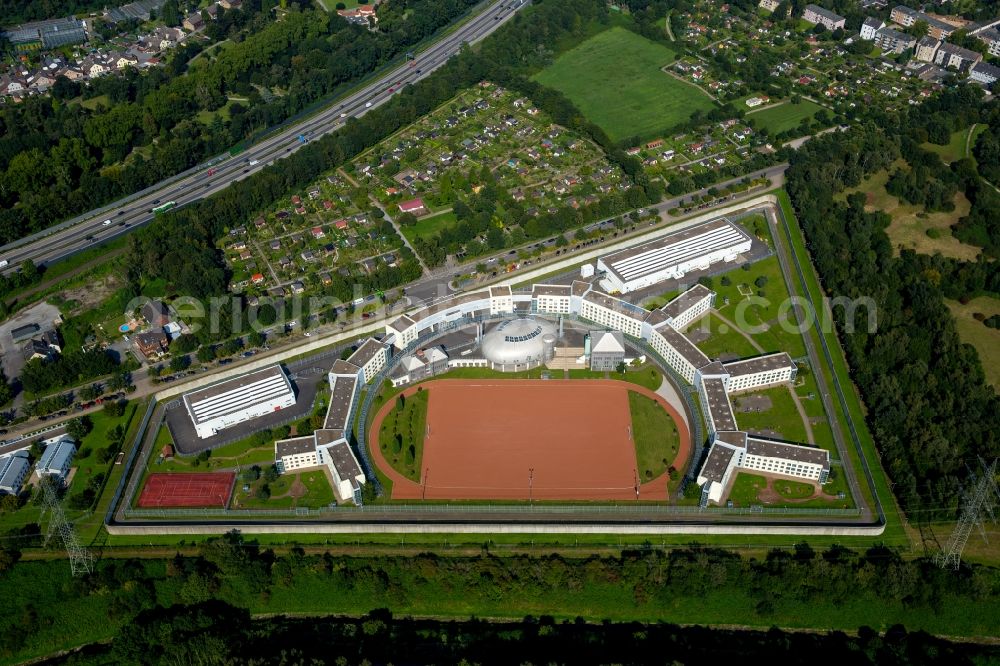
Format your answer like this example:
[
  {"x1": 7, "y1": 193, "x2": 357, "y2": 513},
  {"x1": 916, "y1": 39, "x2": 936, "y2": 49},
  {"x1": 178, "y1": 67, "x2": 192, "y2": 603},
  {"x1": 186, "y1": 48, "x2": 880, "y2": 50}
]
[{"x1": 0, "y1": 0, "x2": 526, "y2": 273}]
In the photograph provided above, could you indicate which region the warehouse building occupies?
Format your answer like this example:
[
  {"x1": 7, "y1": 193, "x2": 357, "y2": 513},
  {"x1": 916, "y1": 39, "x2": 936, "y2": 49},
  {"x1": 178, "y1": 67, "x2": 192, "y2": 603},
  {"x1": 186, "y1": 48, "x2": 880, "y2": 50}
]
[
  {"x1": 184, "y1": 365, "x2": 296, "y2": 439},
  {"x1": 596, "y1": 218, "x2": 751, "y2": 294}
]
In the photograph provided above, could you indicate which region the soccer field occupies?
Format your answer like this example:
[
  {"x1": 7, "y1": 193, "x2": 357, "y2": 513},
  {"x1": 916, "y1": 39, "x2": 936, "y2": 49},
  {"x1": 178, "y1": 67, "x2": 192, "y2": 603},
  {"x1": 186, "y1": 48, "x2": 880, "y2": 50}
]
[{"x1": 533, "y1": 27, "x2": 715, "y2": 142}]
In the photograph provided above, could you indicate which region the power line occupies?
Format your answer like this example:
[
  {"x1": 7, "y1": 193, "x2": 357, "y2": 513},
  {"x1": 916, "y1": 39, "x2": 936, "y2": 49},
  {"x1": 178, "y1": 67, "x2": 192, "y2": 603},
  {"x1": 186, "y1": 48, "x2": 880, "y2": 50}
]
[
  {"x1": 41, "y1": 481, "x2": 94, "y2": 576},
  {"x1": 934, "y1": 459, "x2": 999, "y2": 570}
]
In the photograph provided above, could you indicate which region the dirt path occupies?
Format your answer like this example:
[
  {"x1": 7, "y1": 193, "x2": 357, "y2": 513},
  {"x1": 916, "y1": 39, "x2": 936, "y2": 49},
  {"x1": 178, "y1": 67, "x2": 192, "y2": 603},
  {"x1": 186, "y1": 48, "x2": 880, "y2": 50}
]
[{"x1": 660, "y1": 67, "x2": 718, "y2": 102}]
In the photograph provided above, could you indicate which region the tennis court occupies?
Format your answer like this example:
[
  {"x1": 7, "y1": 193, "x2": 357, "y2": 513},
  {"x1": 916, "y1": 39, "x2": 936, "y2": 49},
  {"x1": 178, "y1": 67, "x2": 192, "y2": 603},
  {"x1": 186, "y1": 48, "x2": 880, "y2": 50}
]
[{"x1": 137, "y1": 472, "x2": 236, "y2": 508}]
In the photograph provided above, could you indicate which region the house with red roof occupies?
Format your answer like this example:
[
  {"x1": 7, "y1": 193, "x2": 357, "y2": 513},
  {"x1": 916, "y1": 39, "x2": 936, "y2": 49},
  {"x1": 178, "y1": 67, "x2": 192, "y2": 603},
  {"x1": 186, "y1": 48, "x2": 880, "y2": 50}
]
[{"x1": 398, "y1": 198, "x2": 427, "y2": 216}]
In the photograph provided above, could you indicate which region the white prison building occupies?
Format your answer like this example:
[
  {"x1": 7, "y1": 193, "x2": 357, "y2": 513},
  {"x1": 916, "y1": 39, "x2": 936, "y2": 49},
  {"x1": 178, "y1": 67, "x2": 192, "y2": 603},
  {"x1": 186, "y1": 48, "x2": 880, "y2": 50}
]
[
  {"x1": 274, "y1": 355, "x2": 366, "y2": 504},
  {"x1": 184, "y1": 365, "x2": 296, "y2": 439},
  {"x1": 376, "y1": 260, "x2": 828, "y2": 507},
  {"x1": 596, "y1": 218, "x2": 751, "y2": 294}
]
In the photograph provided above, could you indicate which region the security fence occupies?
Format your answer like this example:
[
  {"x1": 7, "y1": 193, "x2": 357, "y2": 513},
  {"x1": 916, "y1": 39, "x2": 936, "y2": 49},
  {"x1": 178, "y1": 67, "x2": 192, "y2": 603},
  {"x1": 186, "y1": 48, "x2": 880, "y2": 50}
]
[{"x1": 122, "y1": 503, "x2": 861, "y2": 520}]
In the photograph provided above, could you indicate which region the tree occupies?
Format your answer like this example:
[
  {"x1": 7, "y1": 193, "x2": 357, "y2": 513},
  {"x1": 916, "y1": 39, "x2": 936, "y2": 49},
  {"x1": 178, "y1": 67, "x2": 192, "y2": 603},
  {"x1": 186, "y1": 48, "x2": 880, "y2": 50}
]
[
  {"x1": 103, "y1": 400, "x2": 126, "y2": 418},
  {"x1": 754, "y1": 276, "x2": 769, "y2": 288},
  {"x1": 171, "y1": 334, "x2": 198, "y2": 354},
  {"x1": 161, "y1": 0, "x2": 180, "y2": 26},
  {"x1": 247, "y1": 331, "x2": 265, "y2": 348},
  {"x1": 66, "y1": 417, "x2": 92, "y2": 441},
  {"x1": 197, "y1": 346, "x2": 217, "y2": 364},
  {"x1": 169, "y1": 354, "x2": 190, "y2": 373}
]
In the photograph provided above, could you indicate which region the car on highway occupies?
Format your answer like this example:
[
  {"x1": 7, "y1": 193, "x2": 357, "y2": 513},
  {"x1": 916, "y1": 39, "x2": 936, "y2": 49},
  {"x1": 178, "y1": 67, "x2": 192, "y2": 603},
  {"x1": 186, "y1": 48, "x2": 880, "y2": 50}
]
[
  {"x1": 388, "y1": 87, "x2": 395, "y2": 93},
  {"x1": 249, "y1": 159, "x2": 259, "y2": 166},
  {"x1": 365, "y1": 101, "x2": 372, "y2": 107},
  {"x1": 103, "y1": 219, "x2": 112, "y2": 226}
]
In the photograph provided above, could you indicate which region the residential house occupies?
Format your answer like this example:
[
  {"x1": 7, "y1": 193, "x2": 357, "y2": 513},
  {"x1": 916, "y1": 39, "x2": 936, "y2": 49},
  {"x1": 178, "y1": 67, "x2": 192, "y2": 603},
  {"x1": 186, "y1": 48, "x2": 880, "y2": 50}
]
[
  {"x1": 802, "y1": 4, "x2": 846, "y2": 30},
  {"x1": 976, "y1": 28, "x2": 1000, "y2": 57},
  {"x1": 142, "y1": 300, "x2": 171, "y2": 328},
  {"x1": 970, "y1": 61, "x2": 1000, "y2": 85},
  {"x1": 933, "y1": 42, "x2": 982, "y2": 71},
  {"x1": 398, "y1": 198, "x2": 427, "y2": 216},
  {"x1": 758, "y1": 0, "x2": 780, "y2": 11},
  {"x1": 22, "y1": 330, "x2": 61, "y2": 362},
  {"x1": 873, "y1": 27, "x2": 916, "y2": 54},
  {"x1": 860, "y1": 17, "x2": 885, "y2": 40},
  {"x1": 134, "y1": 330, "x2": 168, "y2": 359},
  {"x1": 183, "y1": 13, "x2": 204, "y2": 31},
  {"x1": 915, "y1": 36, "x2": 941, "y2": 61}
]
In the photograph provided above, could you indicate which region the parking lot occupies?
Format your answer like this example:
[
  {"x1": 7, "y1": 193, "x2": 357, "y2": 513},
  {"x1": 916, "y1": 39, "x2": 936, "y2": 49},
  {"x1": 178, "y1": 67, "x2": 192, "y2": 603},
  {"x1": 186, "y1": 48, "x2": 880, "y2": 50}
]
[{"x1": 164, "y1": 361, "x2": 329, "y2": 455}]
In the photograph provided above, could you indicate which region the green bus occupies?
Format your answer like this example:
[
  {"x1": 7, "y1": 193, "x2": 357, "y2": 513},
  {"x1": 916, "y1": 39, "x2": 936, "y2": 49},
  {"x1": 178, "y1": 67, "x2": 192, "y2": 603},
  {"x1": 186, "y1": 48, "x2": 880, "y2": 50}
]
[{"x1": 151, "y1": 201, "x2": 177, "y2": 215}]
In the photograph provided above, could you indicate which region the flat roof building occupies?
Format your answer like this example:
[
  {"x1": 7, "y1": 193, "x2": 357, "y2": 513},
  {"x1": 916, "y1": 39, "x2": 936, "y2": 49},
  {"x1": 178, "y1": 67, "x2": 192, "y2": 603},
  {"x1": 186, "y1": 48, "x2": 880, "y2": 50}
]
[
  {"x1": 597, "y1": 218, "x2": 751, "y2": 294},
  {"x1": 0, "y1": 451, "x2": 30, "y2": 495},
  {"x1": 184, "y1": 365, "x2": 296, "y2": 439},
  {"x1": 345, "y1": 338, "x2": 388, "y2": 384},
  {"x1": 803, "y1": 4, "x2": 846, "y2": 30},
  {"x1": 36, "y1": 438, "x2": 76, "y2": 483}
]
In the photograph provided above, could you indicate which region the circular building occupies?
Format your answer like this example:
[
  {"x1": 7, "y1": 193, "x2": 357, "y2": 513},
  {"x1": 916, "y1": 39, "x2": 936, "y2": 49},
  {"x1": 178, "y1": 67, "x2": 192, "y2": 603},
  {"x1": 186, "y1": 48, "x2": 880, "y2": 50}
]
[{"x1": 480, "y1": 317, "x2": 557, "y2": 371}]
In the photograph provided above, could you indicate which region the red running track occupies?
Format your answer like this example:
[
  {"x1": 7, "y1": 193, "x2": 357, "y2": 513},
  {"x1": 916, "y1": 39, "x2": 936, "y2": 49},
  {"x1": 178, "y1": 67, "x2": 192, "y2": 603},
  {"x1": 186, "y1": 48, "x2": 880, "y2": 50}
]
[
  {"x1": 369, "y1": 379, "x2": 692, "y2": 501},
  {"x1": 137, "y1": 472, "x2": 236, "y2": 508}
]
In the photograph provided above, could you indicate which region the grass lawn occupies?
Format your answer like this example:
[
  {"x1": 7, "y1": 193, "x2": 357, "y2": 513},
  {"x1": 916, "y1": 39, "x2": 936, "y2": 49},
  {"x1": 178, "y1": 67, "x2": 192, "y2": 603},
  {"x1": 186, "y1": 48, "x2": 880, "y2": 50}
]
[
  {"x1": 747, "y1": 100, "x2": 824, "y2": 135},
  {"x1": 773, "y1": 478, "x2": 814, "y2": 500},
  {"x1": 78, "y1": 94, "x2": 109, "y2": 110},
  {"x1": 921, "y1": 128, "x2": 972, "y2": 164},
  {"x1": 728, "y1": 472, "x2": 765, "y2": 506},
  {"x1": 378, "y1": 388, "x2": 429, "y2": 481},
  {"x1": 707, "y1": 256, "x2": 807, "y2": 358},
  {"x1": 145, "y1": 427, "x2": 277, "y2": 476},
  {"x1": 234, "y1": 469, "x2": 335, "y2": 509},
  {"x1": 946, "y1": 296, "x2": 1000, "y2": 389},
  {"x1": 532, "y1": 26, "x2": 714, "y2": 142},
  {"x1": 398, "y1": 210, "x2": 457, "y2": 243},
  {"x1": 731, "y1": 385, "x2": 809, "y2": 443},
  {"x1": 837, "y1": 165, "x2": 980, "y2": 261},
  {"x1": 693, "y1": 313, "x2": 762, "y2": 360},
  {"x1": 628, "y1": 390, "x2": 680, "y2": 482}
]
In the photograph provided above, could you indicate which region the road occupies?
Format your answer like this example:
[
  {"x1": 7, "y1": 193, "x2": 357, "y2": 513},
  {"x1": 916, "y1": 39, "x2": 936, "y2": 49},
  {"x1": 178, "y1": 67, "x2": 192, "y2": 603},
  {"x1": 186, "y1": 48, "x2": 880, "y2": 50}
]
[{"x1": 0, "y1": 0, "x2": 527, "y2": 273}]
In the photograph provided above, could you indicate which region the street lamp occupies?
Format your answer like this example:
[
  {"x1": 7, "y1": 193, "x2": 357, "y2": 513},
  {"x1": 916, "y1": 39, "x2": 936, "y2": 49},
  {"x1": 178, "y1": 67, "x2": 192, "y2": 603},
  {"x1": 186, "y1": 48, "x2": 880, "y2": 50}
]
[{"x1": 528, "y1": 467, "x2": 534, "y2": 504}]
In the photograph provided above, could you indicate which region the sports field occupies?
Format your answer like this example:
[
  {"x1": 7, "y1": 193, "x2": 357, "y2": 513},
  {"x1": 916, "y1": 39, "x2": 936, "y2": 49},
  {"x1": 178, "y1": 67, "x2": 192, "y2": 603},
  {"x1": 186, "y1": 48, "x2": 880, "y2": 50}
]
[
  {"x1": 137, "y1": 472, "x2": 235, "y2": 508},
  {"x1": 369, "y1": 379, "x2": 691, "y2": 500},
  {"x1": 532, "y1": 27, "x2": 714, "y2": 142}
]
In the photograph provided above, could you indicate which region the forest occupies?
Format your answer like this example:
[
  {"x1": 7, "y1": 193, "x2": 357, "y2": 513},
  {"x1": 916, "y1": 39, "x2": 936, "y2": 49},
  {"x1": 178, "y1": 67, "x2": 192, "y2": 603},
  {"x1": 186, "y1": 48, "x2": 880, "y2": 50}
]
[
  {"x1": 784, "y1": 85, "x2": 1000, "y2": 520},
  {"x1": 0, "y1": 0, "x2": 482, "y2": 245},
  {"x1": 1, "y1": 531, "x2": 999, "y2": 664},
  {"x1": 50, "y1": 603, "x2": 1000, "y2": 665}
]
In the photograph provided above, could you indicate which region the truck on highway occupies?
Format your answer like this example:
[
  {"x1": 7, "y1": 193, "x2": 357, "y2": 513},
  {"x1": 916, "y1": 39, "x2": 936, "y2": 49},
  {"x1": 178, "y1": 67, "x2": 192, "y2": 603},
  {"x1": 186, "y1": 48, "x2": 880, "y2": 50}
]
[{"x1": 151, "y1": 201, "x2": 177, "y2": 215}]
